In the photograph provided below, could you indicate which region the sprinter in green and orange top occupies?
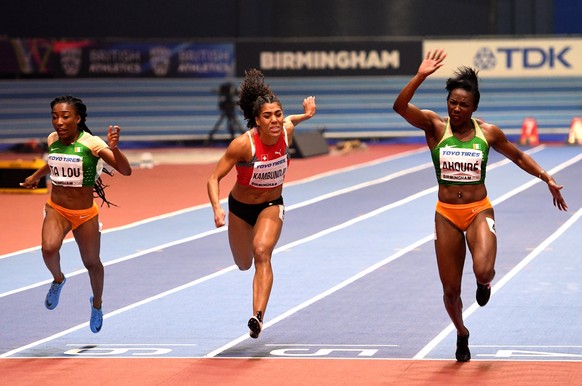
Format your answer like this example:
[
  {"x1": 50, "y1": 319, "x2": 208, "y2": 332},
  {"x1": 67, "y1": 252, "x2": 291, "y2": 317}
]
[
  {"x1": 21, "y1": 95, "x2": 132, "y2": 333},
  {"x1": 392, "y1": 49, "x2": 567, "y2": 362}
]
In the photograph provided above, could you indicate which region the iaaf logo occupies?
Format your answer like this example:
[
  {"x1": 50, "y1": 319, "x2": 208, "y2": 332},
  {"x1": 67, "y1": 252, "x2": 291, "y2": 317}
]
[{"x1": 473, "y1": 46, "x2": 572, "y2": 71}]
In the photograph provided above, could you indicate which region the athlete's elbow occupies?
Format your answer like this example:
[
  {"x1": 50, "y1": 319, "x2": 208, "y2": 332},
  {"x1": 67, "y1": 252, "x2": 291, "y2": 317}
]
[
  {"x1": 393, "y1": 102, "x2": 405, "y2": 115},
  {"x1": 119, "y1": 165, "x2": 132, "y2": 176}
]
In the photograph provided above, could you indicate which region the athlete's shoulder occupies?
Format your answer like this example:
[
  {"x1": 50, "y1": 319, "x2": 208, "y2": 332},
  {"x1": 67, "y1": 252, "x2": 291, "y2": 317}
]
[
  {"x1": 228, "y1": 130, "x2": 254, "y2": 161},
  {"x1": 78, "y1": 131, "x2": 108, "y2": 155},
  {"x1": 476, "y1": 119, "x2": 504, "y2": 145},
  {"x1": 475, "y1": 119, "x2": 500, "y2": 134},
  {"x1": 47, "y1": 131, "x2": 59, "y2": 145}
]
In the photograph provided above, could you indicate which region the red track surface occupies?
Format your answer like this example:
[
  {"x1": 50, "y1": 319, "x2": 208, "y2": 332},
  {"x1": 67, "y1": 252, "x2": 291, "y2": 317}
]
[{"x1": 2, "y1": 357, "x2": 581, "y2": 385}]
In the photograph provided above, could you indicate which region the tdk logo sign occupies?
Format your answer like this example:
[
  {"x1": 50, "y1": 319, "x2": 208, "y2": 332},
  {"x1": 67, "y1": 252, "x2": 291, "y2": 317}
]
[{"x1": 473, "y1": 46, "x2": 572, "y2": 70}]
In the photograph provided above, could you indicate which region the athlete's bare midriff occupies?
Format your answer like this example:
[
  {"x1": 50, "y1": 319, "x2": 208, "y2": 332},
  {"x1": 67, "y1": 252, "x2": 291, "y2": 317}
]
[
  {"x1": 230, "y1": 183, "x2": 283, "y2": 205},
  {"x1": 50, "y1": 185, "x2": 95, "y2": 209},
  {"x1": 438, "y1": 183, "x2": 488, "y2": 205}
]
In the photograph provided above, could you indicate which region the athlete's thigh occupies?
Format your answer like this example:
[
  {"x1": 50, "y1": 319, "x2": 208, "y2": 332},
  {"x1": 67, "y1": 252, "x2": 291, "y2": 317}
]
[
  {"x1": 42, "y1": 205, "x2": 72, "y2": 251},
  {"x1": 434, "y1": 212, "x2": 467, "y2": 285},
  {"x1": 228, "y1": 211, "x2": 254, "y2": 265},
  {"x1": 466, "y1": 209, "x2": 496, "y2": 269},
  {"x1": 253, "y1": 205, "x2": 284, "y2": 257},
  {"x1": 73, "y1": 216, "x2": 101, "y2": 265}
]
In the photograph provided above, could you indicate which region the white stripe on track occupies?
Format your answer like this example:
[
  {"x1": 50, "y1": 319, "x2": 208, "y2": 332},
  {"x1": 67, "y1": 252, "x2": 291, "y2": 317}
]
[
  {"x1": 0, "y1": 147, "x2": 426, "y2": 262},
  {"x1": 0, "y1": 149, "x2": 427, "y2": 297}
]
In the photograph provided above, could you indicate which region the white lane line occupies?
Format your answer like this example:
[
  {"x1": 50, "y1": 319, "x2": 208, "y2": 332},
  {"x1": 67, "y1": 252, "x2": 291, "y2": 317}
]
[
  {"x1": 205, "y1": 234, "x2": 434, "y2": 358},
  {"x1": 0, "y1": 156, "x2": 430, "y2": 297},
  {"x1": 0, "y1": 147, "x2": 426, "y2": 261}
]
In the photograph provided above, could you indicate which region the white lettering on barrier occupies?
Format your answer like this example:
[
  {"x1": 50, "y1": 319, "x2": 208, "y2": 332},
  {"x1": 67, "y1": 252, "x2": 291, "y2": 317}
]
[{"x1": 260, "y1": 50, "x2": 399, "y2": 70}]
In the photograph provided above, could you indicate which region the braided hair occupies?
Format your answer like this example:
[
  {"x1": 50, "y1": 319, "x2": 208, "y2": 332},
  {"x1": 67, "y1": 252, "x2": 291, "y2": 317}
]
[
  {"x1": 446, "y1": 66, "x2": 481, "y2": 109},
  {"x1": 50, "y1": 95, "x2": 116, "y2": 207},
  {"x1": 237, "y1": 69, "x2": 282, "y2": 129}
]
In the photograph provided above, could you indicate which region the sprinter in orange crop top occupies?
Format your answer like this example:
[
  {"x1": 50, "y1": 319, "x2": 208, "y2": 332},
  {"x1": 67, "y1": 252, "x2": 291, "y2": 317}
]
[
  {"x1": 393, "y1": 49, "x2": 567, "y2": 362},
  {"x1": 208, "y1": 69, "x2": 317, "y2": 339}
]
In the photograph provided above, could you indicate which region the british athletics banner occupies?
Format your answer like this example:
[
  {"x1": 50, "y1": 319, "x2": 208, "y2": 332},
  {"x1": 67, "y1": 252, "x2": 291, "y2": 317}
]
[
  {"x1": 235, "y1": 39, "x2": 422, "y2": 77},
  {"x1": 0, "y1": 38, "x2": 235, "y2": 78}
]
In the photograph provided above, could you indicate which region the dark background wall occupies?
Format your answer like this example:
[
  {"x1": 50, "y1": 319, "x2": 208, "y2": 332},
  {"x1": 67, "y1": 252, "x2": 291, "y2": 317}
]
[{"x1": 0, "y1": 0, "x2": 579, "y2": 39}]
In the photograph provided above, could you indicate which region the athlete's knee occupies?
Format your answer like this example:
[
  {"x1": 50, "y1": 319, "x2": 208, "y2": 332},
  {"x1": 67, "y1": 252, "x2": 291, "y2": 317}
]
[
  {"x1": 252, "y1": 244, "x2": 273, "y2": 263},
  {"x1": 83, "y1": 257, "x2": 103, "y2": 272},
  {"x1": 236, "y1": 261, "x2": 252, "y2": 271},
  {"x1": 41, "y1": 244, "x2": 60, "y2": 260},
  {"x1": 233, "y1": 252, "x2": 253, "y2": 271},
  {"x1": 442, "y1": 284, "x2": 462, "y2": 304},
  {"x1": 476, "y1": 268, "x2": 496, "y2": 285}
]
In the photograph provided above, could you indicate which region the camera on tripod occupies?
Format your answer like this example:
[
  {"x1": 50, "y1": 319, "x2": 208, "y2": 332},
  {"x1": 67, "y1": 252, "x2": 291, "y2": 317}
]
[
  {"x1": 207, "y1": 82, "x2": 244, "y2": 143},
  {"x1": 218, "y1": 82, "x2": 237, "y2": 115}
]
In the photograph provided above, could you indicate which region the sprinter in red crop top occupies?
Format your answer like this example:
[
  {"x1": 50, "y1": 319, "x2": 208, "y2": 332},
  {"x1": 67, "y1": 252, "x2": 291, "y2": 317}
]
[{"x1": 208, "y1": 69, "x2": 317, "y2": 339}]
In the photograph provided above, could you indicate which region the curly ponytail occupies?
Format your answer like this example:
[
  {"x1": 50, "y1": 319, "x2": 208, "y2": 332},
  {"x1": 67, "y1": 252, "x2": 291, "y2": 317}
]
[{"x1": 237, "y1": 69, "x2": 282, "y2": 128}]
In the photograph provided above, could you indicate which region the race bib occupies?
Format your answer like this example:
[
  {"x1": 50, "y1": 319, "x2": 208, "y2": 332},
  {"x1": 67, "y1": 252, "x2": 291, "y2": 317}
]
[
  {"x1": 249, "y1": 155, "x2": 287, "y2": 188},
  {"x1": 439, "y1": 148, "x2": 483, "y2": 182},
  {"x1": 48, "y1": 153, "x2": 84, "y2": 186}
]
